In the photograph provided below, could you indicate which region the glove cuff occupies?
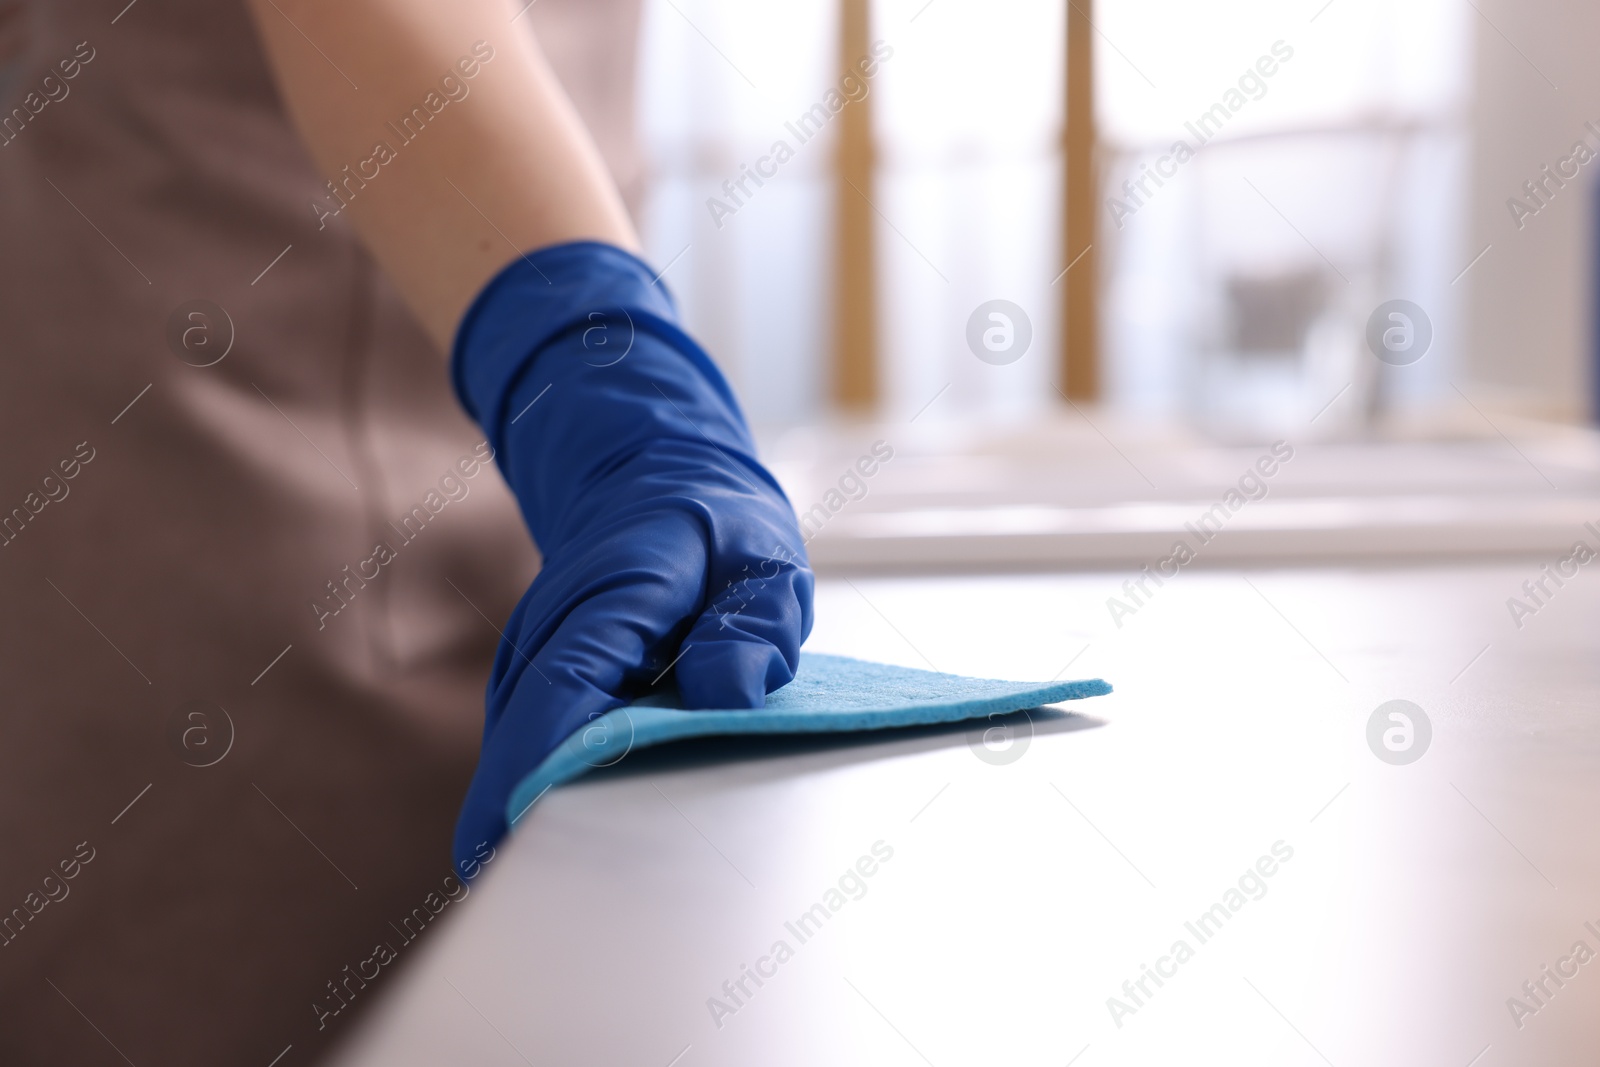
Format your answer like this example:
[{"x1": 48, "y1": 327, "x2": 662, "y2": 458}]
[{"x1": 449, "y1": 241, "x2": 684, "y2": 453}]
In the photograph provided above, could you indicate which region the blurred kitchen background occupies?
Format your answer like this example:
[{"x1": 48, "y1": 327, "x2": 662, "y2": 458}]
[{"x1": 630, "y1": 0, "x2": 1600, "y2": 573}]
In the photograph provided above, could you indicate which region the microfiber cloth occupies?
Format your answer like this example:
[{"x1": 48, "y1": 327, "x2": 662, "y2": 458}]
[{"x1": 505, "y1": 652, "x2": 1111, "y2": 826}]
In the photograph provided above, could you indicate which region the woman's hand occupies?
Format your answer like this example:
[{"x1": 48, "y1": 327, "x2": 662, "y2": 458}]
[{"x1": 448, "y1": 243, "x2": 813, "y2": 872}]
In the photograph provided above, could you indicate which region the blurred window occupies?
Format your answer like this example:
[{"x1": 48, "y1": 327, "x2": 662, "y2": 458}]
[{"x1": 636, "y1": 0, "x2": 1472, "y2": 434}]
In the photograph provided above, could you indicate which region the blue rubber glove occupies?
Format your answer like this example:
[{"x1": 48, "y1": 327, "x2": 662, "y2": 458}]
[{"x1": 447, "y1": 241, "x2": 814, "y2": 875}]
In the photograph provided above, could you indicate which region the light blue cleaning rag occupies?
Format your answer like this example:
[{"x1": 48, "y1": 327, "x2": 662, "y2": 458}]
[{"x1": 504, "y1": 652, "x2": 1111, "y2": 826}]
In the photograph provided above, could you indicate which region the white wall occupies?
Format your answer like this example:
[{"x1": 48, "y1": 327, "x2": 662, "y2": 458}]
[{"x1": 1463, "y1": 0, "x2": 1600, "y2": 419}]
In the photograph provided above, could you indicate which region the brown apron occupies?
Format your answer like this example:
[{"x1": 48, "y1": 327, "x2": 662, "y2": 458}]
[{"x1": 0, "y1": 1, "x2": 640, "y2": 1062}]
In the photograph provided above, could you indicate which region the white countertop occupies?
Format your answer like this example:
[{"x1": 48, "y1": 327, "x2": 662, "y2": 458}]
[
  {"x1": 765, "y1": 417, "x2": 1600, "y2": 571},
  {"x1": 331, "y1": 564, "x2": 1600, "y2": 1066}
]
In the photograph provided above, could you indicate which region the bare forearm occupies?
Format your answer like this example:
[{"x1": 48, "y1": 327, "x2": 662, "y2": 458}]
[{"x1": 246, "y1": 0, "x2": 639, "y2": 349}]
